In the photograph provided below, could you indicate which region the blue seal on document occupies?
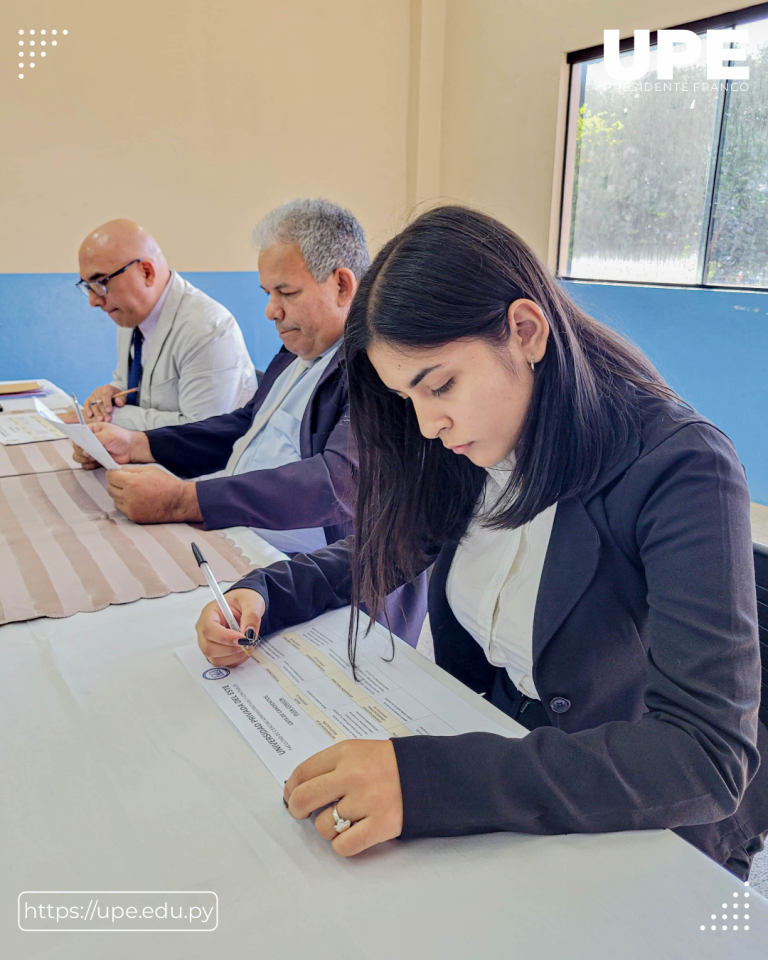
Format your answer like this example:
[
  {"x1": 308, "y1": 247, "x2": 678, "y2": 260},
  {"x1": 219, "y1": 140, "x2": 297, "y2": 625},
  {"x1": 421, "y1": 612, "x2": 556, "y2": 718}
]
[{"x1": 203, "y1": 667, "x2": 230, "y2": 680}]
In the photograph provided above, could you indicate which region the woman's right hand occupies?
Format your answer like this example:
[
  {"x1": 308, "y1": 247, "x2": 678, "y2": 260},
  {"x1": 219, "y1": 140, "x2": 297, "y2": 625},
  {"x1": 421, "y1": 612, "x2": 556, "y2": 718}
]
[
  {"x1": 195, "y1": 589, "x2": 267, "y2": 668},
  {"x1": 72, "y1": 422, "x2": 136, "y2": 470}
]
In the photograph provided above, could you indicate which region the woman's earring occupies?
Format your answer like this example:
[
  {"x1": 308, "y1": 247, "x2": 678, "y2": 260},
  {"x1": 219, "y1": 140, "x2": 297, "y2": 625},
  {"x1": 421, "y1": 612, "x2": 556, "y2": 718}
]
[{"x1": 529, "y1": 357, "x2": 535, "y2": 372}]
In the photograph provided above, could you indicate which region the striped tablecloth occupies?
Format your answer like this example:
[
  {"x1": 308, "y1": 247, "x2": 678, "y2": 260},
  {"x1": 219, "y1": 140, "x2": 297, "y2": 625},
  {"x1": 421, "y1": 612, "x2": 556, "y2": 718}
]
[
  {"x1": 0, "y1": 469, "x2": 254, "y2": 625},
  {"x1": 0, "y1": 438, "x2": 79, "y2": 478}
]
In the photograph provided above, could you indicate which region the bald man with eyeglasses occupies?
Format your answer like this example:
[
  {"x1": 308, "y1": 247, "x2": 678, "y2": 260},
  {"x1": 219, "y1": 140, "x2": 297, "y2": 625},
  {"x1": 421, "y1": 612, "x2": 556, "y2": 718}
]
[{"x1": 71, "y1": 220, "x2": 256, "y2": 429}]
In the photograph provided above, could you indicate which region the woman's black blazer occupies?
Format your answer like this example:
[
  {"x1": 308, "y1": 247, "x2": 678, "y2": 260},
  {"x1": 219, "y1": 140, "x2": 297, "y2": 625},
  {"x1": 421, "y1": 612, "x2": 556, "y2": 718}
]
[{"x1": 232, "y1": 395, "x2": 768, "y2": 879}]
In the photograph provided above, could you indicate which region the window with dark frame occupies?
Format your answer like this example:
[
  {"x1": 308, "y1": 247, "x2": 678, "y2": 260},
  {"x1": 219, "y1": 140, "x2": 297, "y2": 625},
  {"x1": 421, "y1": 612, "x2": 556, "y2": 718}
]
[{"x1": 558, "y1": 3, "x2": 768, "y2": 290}]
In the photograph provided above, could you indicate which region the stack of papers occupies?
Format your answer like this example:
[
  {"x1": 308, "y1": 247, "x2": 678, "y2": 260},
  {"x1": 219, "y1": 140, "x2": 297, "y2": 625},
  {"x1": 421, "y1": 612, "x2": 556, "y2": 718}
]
[
  {"x1": 0, "y1": 378, "x2": 72, "y2": 414},
  {"x1": 0, "y1": 380, "x2": 43, "y2": 396}
]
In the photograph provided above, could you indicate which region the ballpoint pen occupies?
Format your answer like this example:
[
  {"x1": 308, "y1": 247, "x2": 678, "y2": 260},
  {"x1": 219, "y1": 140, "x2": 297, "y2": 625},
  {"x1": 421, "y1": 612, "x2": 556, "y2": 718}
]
[
  {"x1": 71, "y1": 393, "x2": 86, "y2": 425},
  {"x1": 191, "y1": 542, "x2": 260, "y2": 647}
]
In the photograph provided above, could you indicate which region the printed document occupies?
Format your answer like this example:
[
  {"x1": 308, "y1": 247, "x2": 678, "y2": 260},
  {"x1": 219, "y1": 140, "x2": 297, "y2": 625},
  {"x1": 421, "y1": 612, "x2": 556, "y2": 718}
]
[
  {"x1": 0, "y1": 412, "x2": 65, "y2": 445},
  {"x1": 176, "y1": 607, "x2": 518, "y2": 783},
  {"x1": 34, "y1": 399, "x2": 121, "y2": 469}
]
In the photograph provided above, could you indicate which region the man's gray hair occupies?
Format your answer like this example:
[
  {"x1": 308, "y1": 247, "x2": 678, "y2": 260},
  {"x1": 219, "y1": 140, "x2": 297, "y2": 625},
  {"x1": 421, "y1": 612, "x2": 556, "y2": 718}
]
[{"x1": 253, "y1": 198, "x2": 370, "y2": 282}]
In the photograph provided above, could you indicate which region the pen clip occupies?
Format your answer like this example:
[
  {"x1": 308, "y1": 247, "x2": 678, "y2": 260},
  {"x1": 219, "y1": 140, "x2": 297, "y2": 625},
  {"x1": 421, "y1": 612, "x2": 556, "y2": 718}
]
[{"x1": 71, "y1": 393, "x2": 85, "y2": 425}]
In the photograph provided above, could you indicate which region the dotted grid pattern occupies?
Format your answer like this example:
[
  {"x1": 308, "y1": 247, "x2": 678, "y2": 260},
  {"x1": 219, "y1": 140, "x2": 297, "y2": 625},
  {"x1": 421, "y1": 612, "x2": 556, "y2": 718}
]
[
  {"x1": 16, "y1": 28, "x2": 68, "y2": 78},
  {"x1": 700, "y1": 884, "x2": 754, "y2": 932}
]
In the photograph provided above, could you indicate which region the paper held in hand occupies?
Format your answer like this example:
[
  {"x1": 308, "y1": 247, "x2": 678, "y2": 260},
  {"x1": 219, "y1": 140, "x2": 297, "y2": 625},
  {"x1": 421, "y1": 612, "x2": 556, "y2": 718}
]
[
  {"x1": 176, "y1": 607, "x2": 520, "y2": 784},
  {"x1": 33, "y1": 399, "x2": 122, "y2": 470}
]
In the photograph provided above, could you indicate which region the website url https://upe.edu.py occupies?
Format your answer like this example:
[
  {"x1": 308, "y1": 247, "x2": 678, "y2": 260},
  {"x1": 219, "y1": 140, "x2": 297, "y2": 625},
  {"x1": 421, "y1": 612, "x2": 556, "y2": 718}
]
[{"x1": 18, "y1": 891, "x2": 218, "y2": 931}]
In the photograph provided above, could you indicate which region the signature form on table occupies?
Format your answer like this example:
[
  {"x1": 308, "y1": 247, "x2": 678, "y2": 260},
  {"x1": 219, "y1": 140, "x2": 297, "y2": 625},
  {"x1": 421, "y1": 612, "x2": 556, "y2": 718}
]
[{"x1": 176, "y1": 606, "x2": 517, "y2": 782}]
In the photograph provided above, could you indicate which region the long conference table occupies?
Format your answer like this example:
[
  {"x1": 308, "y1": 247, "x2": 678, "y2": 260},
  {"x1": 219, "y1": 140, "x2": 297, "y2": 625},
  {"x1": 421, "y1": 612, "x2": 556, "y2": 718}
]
[{"x1": 1, "y1": 387, "x2": 767, "y2": 959}]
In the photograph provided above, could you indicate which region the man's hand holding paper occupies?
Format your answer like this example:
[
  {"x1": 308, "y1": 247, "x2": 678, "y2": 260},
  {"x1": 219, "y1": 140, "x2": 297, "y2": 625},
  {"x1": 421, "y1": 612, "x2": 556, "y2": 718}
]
[
  {"x1": 34, "y1": 399, "x2": 122, "y2": 470},
  {"x1": 71, "y1": 421, "x2": 135, "y2": 470}
]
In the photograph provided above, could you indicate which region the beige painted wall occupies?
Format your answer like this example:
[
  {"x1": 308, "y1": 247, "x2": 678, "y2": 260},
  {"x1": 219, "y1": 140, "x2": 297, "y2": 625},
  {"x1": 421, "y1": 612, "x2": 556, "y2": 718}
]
[
  {"x1": 0, "y1": 0, "x2": 411, "y2": 272},
  {"x1": 1, "y1": 0, "x2": 755, "y2": 273},
  {"x1": 438, "y1": 0, "x2": 755, "y2": 265}
]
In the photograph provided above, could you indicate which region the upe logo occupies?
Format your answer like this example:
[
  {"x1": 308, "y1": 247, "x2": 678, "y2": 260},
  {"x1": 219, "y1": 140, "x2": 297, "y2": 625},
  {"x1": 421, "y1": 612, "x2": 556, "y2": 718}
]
[
  {"x1": 203, "y1": 667, "x2": 230, "y2": 680},
  {"x1": 603, "y1": 29, "x2": 749, "y2": 81}
]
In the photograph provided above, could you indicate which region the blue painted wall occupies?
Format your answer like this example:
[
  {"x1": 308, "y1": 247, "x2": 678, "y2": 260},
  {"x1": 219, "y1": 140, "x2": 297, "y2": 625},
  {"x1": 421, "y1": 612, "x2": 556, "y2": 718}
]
[
  {"x1": 562, "y1": 281, "x2": 768, "y2": 506},
  {"x1": 1, "y1": 273, "x2": 766, "y2": 503},
  {"x1": 0, "y1": 272, "x2": 276, "y2": 401}
]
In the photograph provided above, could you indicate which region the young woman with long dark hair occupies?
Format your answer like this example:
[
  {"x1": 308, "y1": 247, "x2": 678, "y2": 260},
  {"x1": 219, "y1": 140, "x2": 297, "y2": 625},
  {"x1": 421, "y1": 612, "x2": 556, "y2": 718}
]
[{"x1": 196, "y1": 206, "x2": 767, "y2": 879}]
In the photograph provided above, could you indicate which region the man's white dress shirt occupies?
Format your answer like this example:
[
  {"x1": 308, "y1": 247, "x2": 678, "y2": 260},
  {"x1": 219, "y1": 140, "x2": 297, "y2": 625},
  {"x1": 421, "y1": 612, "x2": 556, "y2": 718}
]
[
  {"x1": 231, "y1": 342, "x2": 340, "y2": 555},
  {"x1": 134, "y1": 274, "x2": 171, "y2": 348}
]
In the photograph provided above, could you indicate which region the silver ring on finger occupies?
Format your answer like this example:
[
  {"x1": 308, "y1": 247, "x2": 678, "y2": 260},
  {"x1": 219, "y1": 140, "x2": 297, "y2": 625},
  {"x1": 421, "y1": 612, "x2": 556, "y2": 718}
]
[{"x1": 332, "y1": 804, "x2": 352, "y2": 833}]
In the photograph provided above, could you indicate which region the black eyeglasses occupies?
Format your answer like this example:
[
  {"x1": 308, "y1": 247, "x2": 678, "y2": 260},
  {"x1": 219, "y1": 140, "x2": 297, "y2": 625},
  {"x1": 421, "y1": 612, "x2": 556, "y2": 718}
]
[{"x1": 76, "y1": 259, "x2": 142, "y2": 298}]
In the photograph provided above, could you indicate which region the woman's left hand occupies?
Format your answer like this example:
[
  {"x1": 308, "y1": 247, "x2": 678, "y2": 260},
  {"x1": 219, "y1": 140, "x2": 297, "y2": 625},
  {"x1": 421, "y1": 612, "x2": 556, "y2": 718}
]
[{"x1": 284, "y1": 740, "x2": 404, "y2": 856}]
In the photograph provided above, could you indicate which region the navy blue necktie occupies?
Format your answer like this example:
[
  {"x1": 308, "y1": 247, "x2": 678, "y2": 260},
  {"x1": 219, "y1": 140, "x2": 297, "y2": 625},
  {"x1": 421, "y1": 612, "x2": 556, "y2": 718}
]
[{"x1": 126, "y1": 327, "x2": 144, "y2": 405}]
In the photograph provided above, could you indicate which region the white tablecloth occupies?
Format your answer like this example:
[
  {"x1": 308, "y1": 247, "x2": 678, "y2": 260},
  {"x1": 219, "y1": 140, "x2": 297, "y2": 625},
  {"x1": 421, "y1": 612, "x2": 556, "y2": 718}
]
[
  {"x1": 0, "y1": 589, "x2": 768, "y2": 960},
  {"x1": 2, "y1": 529, "x2": 767, "y2": 958}
]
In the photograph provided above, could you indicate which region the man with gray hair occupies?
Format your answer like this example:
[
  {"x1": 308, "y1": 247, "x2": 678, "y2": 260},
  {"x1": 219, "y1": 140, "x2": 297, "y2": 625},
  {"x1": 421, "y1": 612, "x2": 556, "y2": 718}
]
[
  {"x1": 74, "y1": 198, "x2": 429, "y2": 645},
  {"x1": 73, "y1": 198, "x2": 365, "y2": 557}
]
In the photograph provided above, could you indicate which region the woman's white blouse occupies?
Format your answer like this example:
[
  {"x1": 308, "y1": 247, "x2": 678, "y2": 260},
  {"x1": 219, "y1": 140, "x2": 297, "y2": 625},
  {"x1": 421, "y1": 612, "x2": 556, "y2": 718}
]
[{"x1": 445, "y1": 464, "x2": 557, "y2": 701}]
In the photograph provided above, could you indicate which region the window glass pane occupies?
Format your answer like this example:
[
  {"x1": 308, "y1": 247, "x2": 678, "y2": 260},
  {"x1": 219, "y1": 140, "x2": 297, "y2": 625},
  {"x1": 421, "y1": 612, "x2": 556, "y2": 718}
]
[
  {"x1": 564, "y1": 39, "x2": 722, "y2": 284},
  {"x1": 706, "y1": 19, "x2": 768, "y2": 287}
]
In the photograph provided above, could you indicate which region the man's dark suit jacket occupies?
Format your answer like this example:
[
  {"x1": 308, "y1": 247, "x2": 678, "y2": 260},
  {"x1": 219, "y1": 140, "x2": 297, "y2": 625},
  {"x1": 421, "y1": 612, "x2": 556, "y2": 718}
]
[
  {"x1": 227, "y1": 395, "x2": 768, "y2": 879},
  {"x1": 147, "y1": 345, "x2": 427, "y2": 644},
  {"x1": 146, "y1": 346, "x2": 353, "y2": 546}
]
